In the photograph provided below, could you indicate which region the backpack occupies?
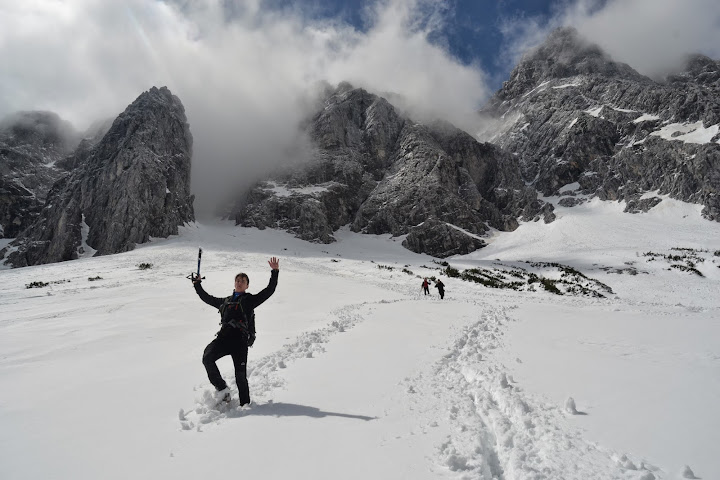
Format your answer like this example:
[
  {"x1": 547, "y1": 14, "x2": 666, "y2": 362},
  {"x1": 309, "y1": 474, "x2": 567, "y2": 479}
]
[{"x1": 218, "y1": 295, "x2": 256, "y2": 335}]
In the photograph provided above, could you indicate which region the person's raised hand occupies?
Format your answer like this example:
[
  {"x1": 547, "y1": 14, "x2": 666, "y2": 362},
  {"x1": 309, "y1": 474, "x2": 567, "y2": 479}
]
[{"x1": 268, "y1": 257, "x2": 280, "y2": 270}]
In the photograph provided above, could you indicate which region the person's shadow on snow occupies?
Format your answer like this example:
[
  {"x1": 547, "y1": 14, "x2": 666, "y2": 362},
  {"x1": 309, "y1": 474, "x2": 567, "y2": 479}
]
[{"x1": 240, "y1": 402, "x2": 376, "y2": 421}]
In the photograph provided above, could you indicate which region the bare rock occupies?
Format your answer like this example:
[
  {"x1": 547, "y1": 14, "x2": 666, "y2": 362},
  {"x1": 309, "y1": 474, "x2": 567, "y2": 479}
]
[{"x1": 2, "y1": 87, "x2": 194, "y2": 267}]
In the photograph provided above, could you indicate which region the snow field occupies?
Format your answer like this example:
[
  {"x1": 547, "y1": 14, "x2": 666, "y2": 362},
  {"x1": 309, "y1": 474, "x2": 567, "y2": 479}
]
[{"x1": 1, "y1": 197, "x2": 719, "y2": 479}]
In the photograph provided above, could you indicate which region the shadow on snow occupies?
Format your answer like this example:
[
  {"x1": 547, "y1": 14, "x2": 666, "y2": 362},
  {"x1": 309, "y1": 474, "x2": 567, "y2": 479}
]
[{"x1": 246, "y1": 402, "x2": 376, "y2": 421}]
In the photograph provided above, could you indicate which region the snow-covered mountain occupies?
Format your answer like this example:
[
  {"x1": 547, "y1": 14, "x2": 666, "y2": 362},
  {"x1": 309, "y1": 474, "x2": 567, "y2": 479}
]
[
  {"x1": 232, "y1": 28, "x2": 720, "y2": 259},
  {"x1": 232, "y1": 82, "x2": 553, "y2": 258},
  {"x1": 482, "y1": 27, "x2": 720, "y2": 220},
  {"x1": 2, "y1": 27, "x2": 719, "y2": 267}
]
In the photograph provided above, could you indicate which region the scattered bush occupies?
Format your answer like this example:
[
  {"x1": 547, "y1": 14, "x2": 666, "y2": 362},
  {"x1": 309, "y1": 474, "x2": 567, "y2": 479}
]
[
  {"x1": 644, "y1": 249, "x2": 709, "y2": 275},
  {"x1": 402, "y1": 268, "x2": 413, "y2": 275},
  {"x1": 670, "y1": 264, "x2": 704, "y2": 277},
  {"x1": 26, "y1": 281, "x2": 49, "y2": 289},
  {"x1": 137, "y1": 263, "x2": 153, "y2": 270},
  {"x1": 88, "y1": 276, "x2": 103, "y2": 281},
  {"x1": 540, "y1": 278, "x2": 562, "y2": 295},
  {"x1": 444, "y1": 266, "x2": 460, "y2": 278}
]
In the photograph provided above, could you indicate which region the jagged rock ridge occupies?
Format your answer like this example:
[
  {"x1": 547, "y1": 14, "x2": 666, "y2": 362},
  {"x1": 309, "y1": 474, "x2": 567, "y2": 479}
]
[
  {"x1": 233, "y1": 82, "x2": 553, "y2": 258},
  {"x1": 482, "y1": 27, "x2": 720, "y2": 220},
  {"x1": 1, "y1": 87, "x2": 195, "y2": 267}
]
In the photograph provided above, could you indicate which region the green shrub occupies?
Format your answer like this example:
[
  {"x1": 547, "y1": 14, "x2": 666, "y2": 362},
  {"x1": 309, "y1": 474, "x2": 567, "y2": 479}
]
[
  {"x1": 670, "y1": 264, "x2": 704, "y2": 277},
  {"x1": 137, "y1": 263, "x2": 153, "y2": 270},
  {"x1": 444, "y1": 266, "x2": 460, "y2": 278},
  {"x1": 540, "y1": 278, "x2": 562, "y2": 295},
  {"x1": 26, "y1": 281, "x2": 49, "y2": 289}
]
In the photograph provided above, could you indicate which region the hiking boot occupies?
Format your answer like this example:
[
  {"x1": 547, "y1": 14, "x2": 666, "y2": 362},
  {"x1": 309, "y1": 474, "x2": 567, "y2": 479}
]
[{"x1": 216, "y1": 387, "x2": 231, "y2": 403}]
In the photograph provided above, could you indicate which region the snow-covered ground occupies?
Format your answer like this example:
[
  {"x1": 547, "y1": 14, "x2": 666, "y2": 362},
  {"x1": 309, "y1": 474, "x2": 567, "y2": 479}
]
[{"x1": 1, "y1": 196, "x2": 719, "y2": 480}]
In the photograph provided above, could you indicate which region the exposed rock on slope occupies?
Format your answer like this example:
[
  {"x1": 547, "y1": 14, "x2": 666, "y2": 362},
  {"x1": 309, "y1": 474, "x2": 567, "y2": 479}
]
[
  {"x1": 234, "y1": 83, "x2": 552, "y2": 257},
  {"x1": 482, "y1": 27, "x2": 720, "y2": 220},
  {"x1": 0, "y1": 111, "x2": 79, "y2": 237},
  {"x1": 1, "y1": 87, "x2": 194, "y2": 267}
]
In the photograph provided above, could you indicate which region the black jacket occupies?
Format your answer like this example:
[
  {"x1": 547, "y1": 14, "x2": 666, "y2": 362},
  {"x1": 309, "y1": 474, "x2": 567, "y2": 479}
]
[{"x1": 194, "y1": 269, "x2": 279, "y2": 334}]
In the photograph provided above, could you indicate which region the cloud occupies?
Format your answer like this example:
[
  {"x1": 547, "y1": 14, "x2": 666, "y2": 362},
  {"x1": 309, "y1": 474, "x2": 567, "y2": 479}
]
[
  {"x1": 0, "y1": 0, "x2": 491, "y2": 216},
  {"x1": 500, "y1": 0, "x2": 720, "y2": 79}
]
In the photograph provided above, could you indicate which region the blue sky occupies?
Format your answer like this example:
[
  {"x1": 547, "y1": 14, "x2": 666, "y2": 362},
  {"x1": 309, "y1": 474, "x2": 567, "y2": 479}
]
[
  {"x1": 297, "y1": 0, "x2": 563, "y2": 88},
  {"x1": 254, "y1": 0, "x2": 565, "y2": 89}
]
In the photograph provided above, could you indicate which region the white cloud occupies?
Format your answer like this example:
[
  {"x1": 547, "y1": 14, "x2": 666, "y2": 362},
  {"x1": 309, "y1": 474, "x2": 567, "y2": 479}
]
[
  {"x1": 0, "y1": 0, "x2": 490, "y2": 215},
  {"x1": 564, "y1": 0, "x2": 720, "y2": 77},
  {"x1": 500, "y1": 0, "x2": 720, "y2": 79}
]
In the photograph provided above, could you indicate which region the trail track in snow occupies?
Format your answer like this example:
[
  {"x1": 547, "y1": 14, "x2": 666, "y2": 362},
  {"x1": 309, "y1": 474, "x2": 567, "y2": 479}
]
[{"x1": 178, "y1": 255, "x2": 667, "y2": 479}]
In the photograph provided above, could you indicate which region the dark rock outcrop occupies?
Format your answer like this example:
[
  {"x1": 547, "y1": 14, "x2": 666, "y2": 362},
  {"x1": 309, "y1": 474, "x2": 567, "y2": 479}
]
[
  {"x1": 402, "y1": 216, "x2": 486, "y2": 258},
  {"x1": 1, "y1": 87, "x2": 195, "y2": 267},
  {"x1": 482, "y1": 27, "x2": 720, "y2": 221},
  {"x1": 234, "y1": 84, "x2": 551, "y2": 257},
  {"x1": 0, "y1": 111, "x2": 79, "y2": 237},
  {"x1": 624, "y1": 196, "x2": 662, "y2": 214}
]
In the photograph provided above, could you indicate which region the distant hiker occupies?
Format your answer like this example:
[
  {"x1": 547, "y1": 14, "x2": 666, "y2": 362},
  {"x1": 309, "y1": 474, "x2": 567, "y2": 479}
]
[
  {"x1": 435, "y1": 279, "x2": 445, "y2": 299},
  {"x1": 192, "y1": 257, "x2": 280, "y2": 406},
  {"x1": 421, "y1": 277, "x2": 430, "y2": 295}
]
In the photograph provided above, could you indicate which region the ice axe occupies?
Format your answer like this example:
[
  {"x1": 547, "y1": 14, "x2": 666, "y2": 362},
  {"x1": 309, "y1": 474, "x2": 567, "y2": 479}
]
[{"x1": 187, "y1": 247, "x2": 205, "y2": 282}]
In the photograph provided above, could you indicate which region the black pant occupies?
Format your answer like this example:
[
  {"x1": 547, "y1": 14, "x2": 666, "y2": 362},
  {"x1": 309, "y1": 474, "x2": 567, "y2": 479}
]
[
  {"x1": 202, "y1": 327, "x2": 250, "y2": 405},
  {"x1": 438, "y1": 288, "x2": 444, "y2": 299},
  {"x1": 423, "y1": 286, "x2": 429, "y2": 295}
]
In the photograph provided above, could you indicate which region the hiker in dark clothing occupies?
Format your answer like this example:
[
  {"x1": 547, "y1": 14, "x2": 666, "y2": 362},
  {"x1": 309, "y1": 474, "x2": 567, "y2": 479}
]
[
  {"x1": 192, "y1": 257, "x2": 280, "y2": 406},
  {"x1": 435, "y1": 279, "x2": 445, "y2": 299},
  {"x1": 421, "y1": 278, "x2": 430, "y2": 295}
]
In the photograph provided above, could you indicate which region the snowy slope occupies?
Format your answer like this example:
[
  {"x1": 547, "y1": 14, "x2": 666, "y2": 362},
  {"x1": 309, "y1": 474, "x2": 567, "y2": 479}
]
[{"x1": 0, "y1": 196, "x2": 719, "y2": 480}]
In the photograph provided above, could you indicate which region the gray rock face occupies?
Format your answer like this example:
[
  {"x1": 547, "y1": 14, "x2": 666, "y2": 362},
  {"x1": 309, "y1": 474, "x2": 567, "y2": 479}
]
[
  {"x1": 482, "y1": 27, "x2": 720, "y2": 221},
  {"x1": 234, "y1": 84, "x2": 551, "y2": 257},
  {"x1": 624, "y1": 196, "x2": 662, "y2": 214},
  {"x1": 1, "y1": 87, "x2": 195, "y2": 267},
  {"x1": 402, "y1": 216, "x2": 486, "y2": 258},
  {"x1": 0, "y1": 111, "x2": 79, "y2": 237}
]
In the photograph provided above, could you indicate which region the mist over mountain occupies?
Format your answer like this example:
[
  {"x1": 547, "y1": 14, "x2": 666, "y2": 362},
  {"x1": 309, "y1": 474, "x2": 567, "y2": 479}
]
[{"x1": 2, "y1": 26, "x2": 720, "y2": 266}]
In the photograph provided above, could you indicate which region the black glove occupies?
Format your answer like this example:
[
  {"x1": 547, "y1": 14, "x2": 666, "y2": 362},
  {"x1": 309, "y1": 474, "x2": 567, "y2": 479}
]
[
  {"x1": 247, "y1": 333, "x2": 256, "y2": 347},
  {"x1": 190, "y1": 273, "x2": 202, "y2": 285}
]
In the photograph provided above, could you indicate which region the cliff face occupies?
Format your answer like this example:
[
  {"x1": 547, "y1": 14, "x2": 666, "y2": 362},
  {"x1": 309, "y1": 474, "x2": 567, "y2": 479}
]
[
  {"x1": 234, "y1": 29, "x2": 720, "y2": 257},
  {"x1": 0, "y1": 111, "x2": 79, "y2": 238},
  {"x1": 482, "y1": 27, "x2": 720, "y2": 220},
  {"x1": 233, "y1": 83, "x2": 552, "y2": 258},
  {"x1": 1, "y1": 87, "x2": 195, "y2": 267}
]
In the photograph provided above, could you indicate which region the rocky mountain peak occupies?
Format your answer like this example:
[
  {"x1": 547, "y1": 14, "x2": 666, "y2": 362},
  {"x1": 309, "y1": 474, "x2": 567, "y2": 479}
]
[
  {"x1": 232, "y1": 83, "x2": 553, "y2": 257},
  {"x1": 498, "y1": 27, "x2": 646, "y2": 100},
  {"x1": 669, "y1": 54, "x2": 720, "y2": 87},
  {"x1": 1, "y1": 86, "x2": 195, "y2": 267},
  {"x1": 482, "y1": 27, "x2": 720, "y2": 224},
  {"x1": 91, "y1": 86, "x2": 191, "y2": 166}
]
